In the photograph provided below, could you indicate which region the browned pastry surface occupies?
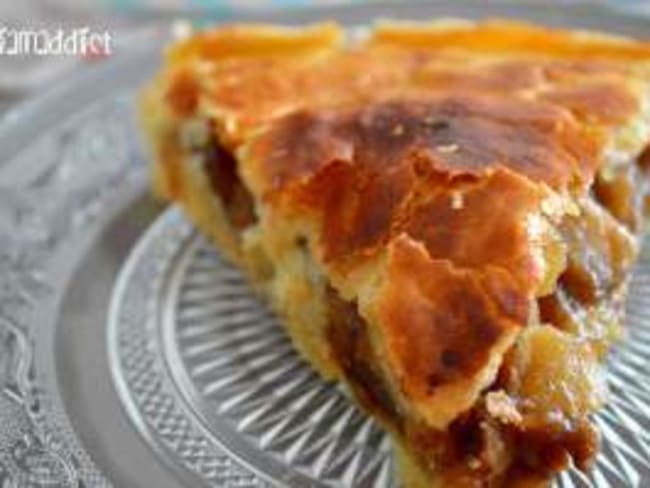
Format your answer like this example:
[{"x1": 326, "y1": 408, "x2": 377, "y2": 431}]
[{"x1": 140, "y1": 19, "x2": 650, "y2": 487}]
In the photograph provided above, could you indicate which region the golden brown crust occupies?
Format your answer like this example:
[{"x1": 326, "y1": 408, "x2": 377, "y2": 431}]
[
  {"x1": 372, "y1": 19, "x2": 650, "y2": 60},
  {"x1": 163, "y1": 22, "x2": 648, "y2": 153},
  {"x1": 165, "y1": 22, "x2": 343, "y2": 63},
  {"x1": 374, "y1": 236, "x2": 526, "y2": 428},
  {"x1": 140, "y1": 19, "x2": 650, "y2": 488},
  {"x1": 248, "y1": 102, "x2": 570, "y2": 284},
  {"x1": 249, "y1": 96, "x2": 591, "y2": 192}
]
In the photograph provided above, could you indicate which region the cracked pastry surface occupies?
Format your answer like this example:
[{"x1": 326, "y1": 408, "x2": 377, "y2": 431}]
[{"x1": 140, "y1": 19, "x2": 650, "y2": 487}]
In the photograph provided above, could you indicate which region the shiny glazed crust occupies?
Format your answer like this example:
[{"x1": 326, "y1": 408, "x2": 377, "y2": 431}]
[{"x1": 140, "y1": 19, "x2": 650, "y2": 487}]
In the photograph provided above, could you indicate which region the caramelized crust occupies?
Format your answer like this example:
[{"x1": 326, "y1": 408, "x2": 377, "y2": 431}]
[
  {"x1": 249, "y1": 96, "x2": 593, "y2": 193},
  {"x1": 166, "y1": 22, "x2": 343, "y2": 63},
  {"x1": 251, "y1": 110, "x2": 559, "y2": 286},
  {"x1": 372, "y1": 20, "x2": 650, "y2": 60},
  {"x1": 375, "y1": 236, "x2": 526, "y2": 429},
  {"x1": 140, "y1": 19, "x2": 650, "y2": 487},
  {"x1": 162, "y1": 23, "x2": 647, "y2": 152}
]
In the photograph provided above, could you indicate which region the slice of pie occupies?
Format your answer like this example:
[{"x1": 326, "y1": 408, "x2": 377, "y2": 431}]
[{"x1": 140, "y1": 19, "x2": 650, "y2": 487}]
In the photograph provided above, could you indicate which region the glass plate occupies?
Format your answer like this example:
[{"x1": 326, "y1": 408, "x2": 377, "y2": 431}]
[{"x1": 1, "y1": 2, "x2": 650, "y2": 487}]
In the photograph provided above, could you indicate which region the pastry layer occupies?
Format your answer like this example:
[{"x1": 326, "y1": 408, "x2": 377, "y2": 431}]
[{"x1": 140, "y1": 19, "x2": 650, "y2": 487}]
